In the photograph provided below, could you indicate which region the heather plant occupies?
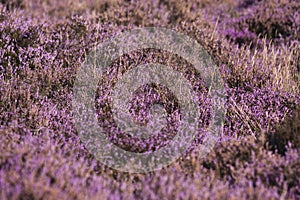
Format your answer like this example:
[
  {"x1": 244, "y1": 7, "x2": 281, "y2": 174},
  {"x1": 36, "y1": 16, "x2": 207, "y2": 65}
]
[
  {"x1": 223, "y1": 0, "x2": 300, "y2": 46},
  {"x1": 1, "y1": 0, "x2": 300, "y2": 199}
]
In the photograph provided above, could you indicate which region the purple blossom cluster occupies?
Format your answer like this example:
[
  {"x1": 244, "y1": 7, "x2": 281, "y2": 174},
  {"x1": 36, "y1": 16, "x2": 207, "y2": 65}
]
[
  {"x1": 222, "y1": 0, "x2": 300, "y2": 47},
  {"x1": 0, "y1": 0, "x2": 299, "y2": 199}
]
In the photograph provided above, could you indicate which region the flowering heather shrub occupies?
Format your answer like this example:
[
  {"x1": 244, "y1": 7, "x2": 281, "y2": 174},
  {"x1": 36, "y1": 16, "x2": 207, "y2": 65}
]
[
  {"x1": 224, "y1": 88, "x2": 299, "y2": 138},
  {"x1": 224, "y1": 0, "x2": 300, "y2": 46},
  {"x1": 201, "y1": 135, "x2": 300, "y2": 199},
  {"x1": 95, "y1": 48, "x2": 211, "y2": 153},
  {"x1": 1, "y1": 0, "x2": 300, "y2": 199}
]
